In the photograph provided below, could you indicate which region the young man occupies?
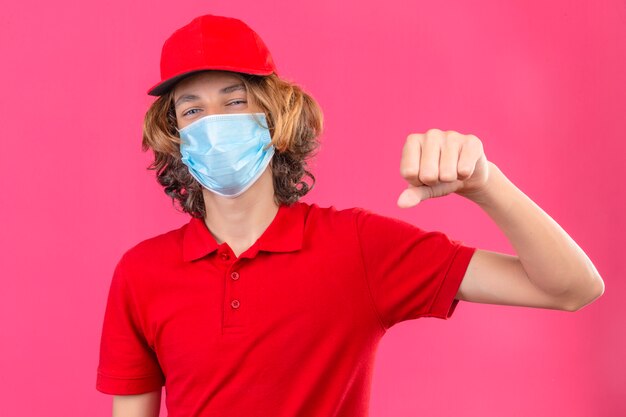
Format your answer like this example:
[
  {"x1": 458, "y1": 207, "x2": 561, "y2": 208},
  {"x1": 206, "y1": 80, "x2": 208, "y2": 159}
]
[{"x1": 96, "y1": 14, "x2": 604, "y2": 417}]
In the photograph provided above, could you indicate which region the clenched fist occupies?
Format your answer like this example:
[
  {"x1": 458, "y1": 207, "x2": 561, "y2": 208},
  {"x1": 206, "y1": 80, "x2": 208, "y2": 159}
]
[{"x1": 397, "y1": 129, "x2": 491, "y2": 208}]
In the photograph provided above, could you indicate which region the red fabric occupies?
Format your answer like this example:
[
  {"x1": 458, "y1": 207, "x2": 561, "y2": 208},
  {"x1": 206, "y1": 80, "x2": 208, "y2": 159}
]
[
  {"x1": 96, "y1": 202, "x2": 476, "y2": 416},
  {"x1": 147, "y1": 14, "x2": 277, "y2": 96}
]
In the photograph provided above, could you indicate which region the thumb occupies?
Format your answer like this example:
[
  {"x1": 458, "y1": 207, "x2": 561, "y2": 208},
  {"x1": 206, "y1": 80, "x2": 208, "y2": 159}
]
[
  {"x1": 397, "y1": 181, "x2": 464, "y2": 208},
  {"x1": 397, "y1": 186, "x2": 431, "y2": 208}
]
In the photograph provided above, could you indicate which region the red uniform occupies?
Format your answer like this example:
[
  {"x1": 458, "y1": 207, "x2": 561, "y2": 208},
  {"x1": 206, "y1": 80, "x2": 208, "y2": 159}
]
[{"x1": 96, "y1": 201, "x2": 476, "y2": 416}]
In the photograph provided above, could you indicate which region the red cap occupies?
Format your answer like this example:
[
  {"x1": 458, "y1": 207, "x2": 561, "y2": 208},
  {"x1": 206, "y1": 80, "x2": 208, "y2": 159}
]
[{"x1": 147, "y1": 15, "x2": 278, "y2": 96}]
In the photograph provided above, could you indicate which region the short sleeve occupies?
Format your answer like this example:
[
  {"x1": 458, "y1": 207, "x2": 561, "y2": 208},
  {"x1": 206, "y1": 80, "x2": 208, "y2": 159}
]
[
  {"x1": 96, "y1": 255, "x2": 165, "y2": 395},
  {"x1": 355, "y1": 208, "x2": 476, "y2": 330}
]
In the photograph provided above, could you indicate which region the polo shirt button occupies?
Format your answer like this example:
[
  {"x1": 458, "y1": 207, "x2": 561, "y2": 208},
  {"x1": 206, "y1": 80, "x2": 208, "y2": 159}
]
[
  {"x1": 220, "y1": 253, "x2": 230, "y2": 261},
  {"x1": 231, "y1": 299, "x2": 240, "y2": 309},
  {"x1": 230, "y1": 271, "x2": 240, "y2": 280}
]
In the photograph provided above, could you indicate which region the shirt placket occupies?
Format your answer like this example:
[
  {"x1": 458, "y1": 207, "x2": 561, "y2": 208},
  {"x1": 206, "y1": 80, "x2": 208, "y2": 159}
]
[{"x1": 217, "y1": 245, "x2": 248, "y2": 333}]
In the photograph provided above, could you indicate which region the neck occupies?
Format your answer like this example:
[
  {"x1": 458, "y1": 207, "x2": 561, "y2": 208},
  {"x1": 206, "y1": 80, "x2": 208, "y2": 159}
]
[{"x1": 201, "y1": 167, "x2": 279, "y2": 257}]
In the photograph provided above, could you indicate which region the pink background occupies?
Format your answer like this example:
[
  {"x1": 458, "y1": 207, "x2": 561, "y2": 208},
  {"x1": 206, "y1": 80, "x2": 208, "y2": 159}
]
[{"x1": 1, "y1": 0, "x2": 624, "y2": 416}]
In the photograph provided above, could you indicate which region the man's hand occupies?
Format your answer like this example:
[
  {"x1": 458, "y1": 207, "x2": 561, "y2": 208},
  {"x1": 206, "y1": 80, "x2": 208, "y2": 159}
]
[
  {"x1": 397, "y1": 128, "x2": 490, "y2": 208},
  {"x1": 395, "y1": 128, "x2": 603, "y2": 310}
]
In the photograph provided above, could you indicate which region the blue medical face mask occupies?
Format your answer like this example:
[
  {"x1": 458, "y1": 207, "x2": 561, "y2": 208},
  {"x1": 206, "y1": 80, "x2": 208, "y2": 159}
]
[{"x1": 177, "y1": 112, "x2": 275, "y2": 198}]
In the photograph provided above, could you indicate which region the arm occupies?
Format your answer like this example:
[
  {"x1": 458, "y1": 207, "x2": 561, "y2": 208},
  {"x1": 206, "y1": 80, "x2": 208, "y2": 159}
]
[
  {"x1": 397, "y1": 129, "x2": 604, "y2": 311},
  {"x1": 456, "y1": 163, "x2": 603, "y2": 311},
  {"x1": 112, "y1": 391, "x2": 161, "y2": 417}
]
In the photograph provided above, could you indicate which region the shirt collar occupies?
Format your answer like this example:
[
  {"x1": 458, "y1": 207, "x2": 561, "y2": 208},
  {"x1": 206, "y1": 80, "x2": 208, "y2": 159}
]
[{"x1": 182, "y1": 202, "x2": 307, "y2": 262}]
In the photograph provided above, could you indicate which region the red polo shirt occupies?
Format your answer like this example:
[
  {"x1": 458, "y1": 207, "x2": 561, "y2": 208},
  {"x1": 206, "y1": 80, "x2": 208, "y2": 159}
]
[{"x1": 96, "y1": 201, "x2": 476, "y2": 416}]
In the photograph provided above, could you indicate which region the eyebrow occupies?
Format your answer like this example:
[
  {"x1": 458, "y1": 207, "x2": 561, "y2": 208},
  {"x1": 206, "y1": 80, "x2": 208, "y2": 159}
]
[
  {"x1": 220, "y1": 83, "x2": 246, "y2": 94},
  {"x1": 174, "y1": 83, "x2": 246, "y2": 107}
]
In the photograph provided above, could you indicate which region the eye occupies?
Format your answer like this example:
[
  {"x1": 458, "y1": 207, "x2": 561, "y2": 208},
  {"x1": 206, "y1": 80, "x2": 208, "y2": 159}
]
[
  {"x1": 227, "y1": 100, "x2": 247, "y2": 106},
  {"x1": 182, "y1": 108, "x2": 201, "y2": 117}
]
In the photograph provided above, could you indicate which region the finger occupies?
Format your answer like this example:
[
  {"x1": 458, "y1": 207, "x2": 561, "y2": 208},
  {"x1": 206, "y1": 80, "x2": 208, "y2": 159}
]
[
  {"x1": 457, "y1": 135, "x2": 483, "y2": 179},
  {"x1": 400, "y1": 134, "x2": 424, "y2": 186},
  {"x1": 419, "y1": 129, "x2": 442, "y2": 186},
  {"x1": 439, "y1": 136, "x2": 461, "y2": 182}
]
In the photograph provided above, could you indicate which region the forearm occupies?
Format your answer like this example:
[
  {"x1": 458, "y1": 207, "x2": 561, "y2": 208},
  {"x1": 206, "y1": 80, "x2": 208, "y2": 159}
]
[
  {"x1": 463, "y1": 162, "x2": 604, "y2": 308},
  {"x1": 113, "y1": 391, "x2": 161, "y2": 417}
]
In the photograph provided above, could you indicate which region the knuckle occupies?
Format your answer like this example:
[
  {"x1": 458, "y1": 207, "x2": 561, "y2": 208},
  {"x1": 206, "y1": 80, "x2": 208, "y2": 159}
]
[
  {"x1": 439, "y1": 171, "x2": 457, "y2": 182},
  {"x1": 468, "y1": 133, "x2": 483, "y2": 147},
  {"x1": 458, "y1": 166, "x2": 472, "y2": 178},
  {"x1": 426, "y1": 128, "x2": 443, "y2": 136},
  {"x1": 419, "y1": 172, "x2": 438, "y2": 185},
  {"x1": 406, "y1": 133, "x2": 422, "y2": 143},
  {"x1": 444, "y1": 136, "x2": 460, "y2": 149},
  {"x1": 446, "y1": 131, "x2": 464, "y2": 143},
  {"x1": 400, "y1": 165, "x2": 419, "y2": 179}
]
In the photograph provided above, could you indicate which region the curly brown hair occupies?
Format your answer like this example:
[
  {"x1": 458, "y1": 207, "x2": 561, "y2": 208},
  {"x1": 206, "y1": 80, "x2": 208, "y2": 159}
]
[{"x1": 141, "y1": 72, "x2": 324, "y2": 219}]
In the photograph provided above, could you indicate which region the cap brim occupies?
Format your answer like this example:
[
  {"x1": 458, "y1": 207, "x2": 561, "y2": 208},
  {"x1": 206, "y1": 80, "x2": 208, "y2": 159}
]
[{"x1": 147, "y1": 67, "x2": 275, "y2": 96}]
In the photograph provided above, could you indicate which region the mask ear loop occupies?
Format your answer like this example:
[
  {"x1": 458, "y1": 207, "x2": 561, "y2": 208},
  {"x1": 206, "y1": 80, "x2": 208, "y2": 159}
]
[
  {"x1": 253, "y1": 112, "x2": 275, "y2": 152},
  {"x1": 251, "y1": 112, "x2": 269, "y2": 128}
]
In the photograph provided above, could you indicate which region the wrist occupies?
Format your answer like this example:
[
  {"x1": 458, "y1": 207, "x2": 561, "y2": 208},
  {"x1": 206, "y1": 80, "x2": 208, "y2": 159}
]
[{"x1": 459, "y1": 162, "x2": 513, "y2": 210}]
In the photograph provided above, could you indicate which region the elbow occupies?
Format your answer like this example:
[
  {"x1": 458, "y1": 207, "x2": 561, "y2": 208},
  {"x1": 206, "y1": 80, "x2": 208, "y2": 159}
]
[{"x1": 560, "y1": 273, "x2": 605, "y2": 312}]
